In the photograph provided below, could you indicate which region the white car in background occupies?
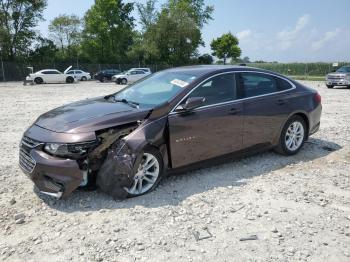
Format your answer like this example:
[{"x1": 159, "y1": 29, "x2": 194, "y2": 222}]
[
  {"x1": 66, "y1": 69, "x2": 91, "y2": 81},
  {"x1": 112, "y1": 68, "x2": 152, "y2": 85},
  {"x1": 26, "y1": 66, "x2": 76, "y2": 84}
]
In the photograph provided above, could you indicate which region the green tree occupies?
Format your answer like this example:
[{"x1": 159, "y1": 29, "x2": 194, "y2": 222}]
[
  {"x1": 143, "y1": 0, "x2": 213, "y2": 65},
  {"x1": 0, "y1": 0, "x2": 47, "y2": 60},
  {"x1": 48, "y1": 14, "x2": 81, "y2": 57},
  {"x1": 242, "y1": 56, "x2": 250, "y2": 63},
  {"x1": 136, "y1": 0, "x2": 158, "y2": 32},
  {"x1": 81, "y1": 0, "x2": 134, "y2": 63},
  {"x1": 211, "y1": 33, "x2": 241, "y2": 65},
  {"x1": 197, "y1": 53, "x2": 213, "y2": 64},
  {"x1": 29, "y1": 37, "x2": 58, "y2": 63}
]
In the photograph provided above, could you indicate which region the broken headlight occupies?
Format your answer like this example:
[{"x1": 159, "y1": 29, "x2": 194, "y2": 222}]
[{"x1": 44, "y1": 141, "x2": 97, "y2": 157}]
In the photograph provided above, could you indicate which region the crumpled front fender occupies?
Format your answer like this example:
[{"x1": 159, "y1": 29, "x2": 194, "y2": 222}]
[{"x1": 96, "y1": 117, "x2": 168, "y2": 199}]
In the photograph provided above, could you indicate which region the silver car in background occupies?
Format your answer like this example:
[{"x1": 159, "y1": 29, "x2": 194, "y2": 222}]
[
  {"x1": 112, "y1": 68, "x2": 152, "y2": 85},
  {"x1": 326, "y1": 66, "x2": 350, "y2": 89}
]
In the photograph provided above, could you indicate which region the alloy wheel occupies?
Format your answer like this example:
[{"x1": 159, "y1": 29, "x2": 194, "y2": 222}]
[
  {"x1": 125, "y1": 153, "x2": 160, "y2": 195},
  {"x1": 285, "y1": 121, "x2": 304, "y2": 151}
]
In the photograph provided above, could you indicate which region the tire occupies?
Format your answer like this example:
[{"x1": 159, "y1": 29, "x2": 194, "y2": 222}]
[
  {"x1": 66, "y1": 76, "x2": 74, "y2": 83},
  {"x1": 81, "y1": 76, "x2": 87, "y2": 81},
  {"x1": 326, "y1": 85, "x2": 334, "y2": 89},
  {"x1": 274, "y1": 115, "x2": 307, "y2": 156},
  {"x1": 97, "y1": 147, "x2": 164, "y2": 199},
  {"x1": 102, "y1": 76, "x2": 108, "y2": 82},
  {"x1": 125, "y1": 147, "x2": 164, "y2": 197},
  {"x1": 121, "y1": 78, "x2": 127, "y2": 85},
  {"x1": 34, "y1": 77, "x2": 43, "y2": 84}
]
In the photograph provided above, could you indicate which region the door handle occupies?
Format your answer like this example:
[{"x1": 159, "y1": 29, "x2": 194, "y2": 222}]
[
  {"x1": 229, "y1": 108, "x2": 242, "y2": 115},
  {"x1": 277, "y1": 99, "x2": 286, "y2": 105}
]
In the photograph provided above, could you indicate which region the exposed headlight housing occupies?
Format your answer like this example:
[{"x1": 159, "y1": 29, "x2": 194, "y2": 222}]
[{"x1": 44, "y1": 141, "x2": 97, "y2": 158}]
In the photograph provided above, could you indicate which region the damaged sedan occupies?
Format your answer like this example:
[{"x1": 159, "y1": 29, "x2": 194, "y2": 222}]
[{"x1": 19, "y1": 66, "x2": 322, "y2": 199}]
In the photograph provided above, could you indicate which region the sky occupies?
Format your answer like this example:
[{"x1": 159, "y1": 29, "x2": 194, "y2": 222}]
[{"x1": 37, "y1": 0, "x2": 350, "y2": 62}]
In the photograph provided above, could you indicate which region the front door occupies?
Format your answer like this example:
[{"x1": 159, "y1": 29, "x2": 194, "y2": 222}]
[{"x1": 168, "y1": 73, "x2": 244, "y2": 168}]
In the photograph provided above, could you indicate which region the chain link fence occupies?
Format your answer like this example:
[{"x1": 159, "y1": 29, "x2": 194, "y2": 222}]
[
  {"x1": 0, "y1": 62, "x2": 173, "y2": 81},
  {"x1": 248, "y1": 62, "x2": 348, "y2": 77},
  {"x1": 0, "y1": 61, "x2": 348, "y2": 81}
]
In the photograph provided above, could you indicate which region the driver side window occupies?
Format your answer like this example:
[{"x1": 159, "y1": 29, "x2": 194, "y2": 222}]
[{"x1": 186, "y1": 73, "x2": 236, "y2": 106}]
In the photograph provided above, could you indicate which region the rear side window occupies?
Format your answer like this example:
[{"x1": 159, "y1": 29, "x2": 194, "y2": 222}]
[
  {"x1": 275, "y1": 77, "x2": 293, "y2": 91},
  {"x1": 187, "y1": 73, "x2": 236, "y2": 106},
  {"x1": 236, "y1": 73, "x2": 278, "y2": 98}
]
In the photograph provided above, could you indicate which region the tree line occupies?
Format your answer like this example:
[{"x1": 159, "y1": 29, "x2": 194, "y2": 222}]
[{"x1": 0, "y1": 0, "x2": 245, "y2": 66}]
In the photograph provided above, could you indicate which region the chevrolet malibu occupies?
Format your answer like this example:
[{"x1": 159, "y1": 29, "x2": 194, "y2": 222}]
[{"x1": 19, "y1": 66, "x2": 322, "y2": 199}]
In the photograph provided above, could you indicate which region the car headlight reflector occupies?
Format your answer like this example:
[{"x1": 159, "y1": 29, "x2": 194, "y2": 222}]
[{"x1": 44, "y1": 141, "x2": 97, "y2": 157}]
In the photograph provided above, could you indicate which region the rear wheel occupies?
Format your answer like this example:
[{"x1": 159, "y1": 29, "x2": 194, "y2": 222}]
[
  {"x1": 34, "y1": 77, "x2": 43, "y2": 84},
  {"x1": 326, "y1": 85, "x2": 334, "y2": 88},
  {"x1": 275, "y1": 116, "x2": 307, "y2": 156}
]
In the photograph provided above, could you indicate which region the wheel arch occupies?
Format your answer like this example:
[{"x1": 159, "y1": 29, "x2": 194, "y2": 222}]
[{"x1": 274, "y1": 111, "x2": 310, "y2": 145}]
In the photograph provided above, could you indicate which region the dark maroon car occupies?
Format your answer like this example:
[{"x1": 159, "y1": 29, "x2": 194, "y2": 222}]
[{"x1": 19, "y1": 66, "x2": 322, "y2": 199}]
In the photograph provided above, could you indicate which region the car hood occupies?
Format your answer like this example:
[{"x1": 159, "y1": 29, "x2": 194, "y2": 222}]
[{"x1": 35, "y1": 97, "x2": 152, "y2": 133}]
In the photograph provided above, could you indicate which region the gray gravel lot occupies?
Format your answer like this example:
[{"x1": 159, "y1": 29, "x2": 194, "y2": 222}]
[{"x1": 0, "y1": 80, "x2": 349, "y2": 261}]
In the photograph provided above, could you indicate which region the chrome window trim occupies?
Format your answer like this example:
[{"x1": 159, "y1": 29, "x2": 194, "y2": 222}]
[{"x1": 169, "y1": 70, "x2": 296, "y2": 115}]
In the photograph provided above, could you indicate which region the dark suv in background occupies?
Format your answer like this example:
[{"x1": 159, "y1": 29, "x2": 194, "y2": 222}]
[{"x1": 94, "y1": 69, "x2": 121, "y2": 82}]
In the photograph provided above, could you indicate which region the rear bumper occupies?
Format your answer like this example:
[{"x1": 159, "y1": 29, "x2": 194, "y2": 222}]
[
  {"x1": 308, "y1": 104, "x2": 322, "y2": 136},
  {"x1": 19, "y1": 148, "x2": 84, "y2": 199}
]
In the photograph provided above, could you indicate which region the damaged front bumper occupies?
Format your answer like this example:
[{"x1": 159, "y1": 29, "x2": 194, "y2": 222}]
[{"x1": 19, "y1": 147, "x2": 85, "y2": 199}]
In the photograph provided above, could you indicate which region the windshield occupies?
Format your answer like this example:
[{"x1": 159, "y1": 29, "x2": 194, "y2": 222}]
[
  {"x1": 336, "y1": 66, "x2": 350, "y2": 73},
  {"x1": 113, "y1": 71, "x2": 197, "y2": 106}
]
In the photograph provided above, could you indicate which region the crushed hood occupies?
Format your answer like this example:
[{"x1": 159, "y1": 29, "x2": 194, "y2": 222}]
[{"x1": 35, "y1": 97, "x2": 151, "y2": 133}]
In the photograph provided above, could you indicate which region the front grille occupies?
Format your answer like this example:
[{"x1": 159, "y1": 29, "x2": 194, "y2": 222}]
[
  {"x1": 19, "y1": 149, "x2": 36, "y2": 173},
  {"x1": 328, "y1": 76, "x2": 344, "y2": 80},
  {"x1": 21, "y1": 136, "x2": 41, "y2": 148}
]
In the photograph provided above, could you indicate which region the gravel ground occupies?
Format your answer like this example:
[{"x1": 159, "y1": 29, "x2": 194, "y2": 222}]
[{"x1": 0, "y1": 80, "x2": 349, "y2": 262}]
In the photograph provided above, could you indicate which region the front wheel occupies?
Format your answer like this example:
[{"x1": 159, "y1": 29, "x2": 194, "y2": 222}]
[
  {"x1": 66, "y1": 77, "x2": 74, "y2": 83},
  {"x1": 275, "y1": 116, "x2": 307, "y2": 156},
  {"x1": 125, "y1": 149, "x2": 163, "y2": 197},
  {"x1": 121, "y1": 78, "x2": 128, "y2": 85},
  {"x1": 97, "y1": 147, "x2": 163, "y2": 199},
  {"x1": 81, "y1": 76, "x2": 87, "y2": 81},
  {"x1": 34, "y1": 77, "x2": 43, "y2": 84}
]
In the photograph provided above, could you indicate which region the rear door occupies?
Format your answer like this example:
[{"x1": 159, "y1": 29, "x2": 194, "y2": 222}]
[
  {"x1": 168, "y1": 73, "x2": 244, "y2": 168},
  {"x1": 236, "y1": 72, "x2": 294, "y2": 148}
]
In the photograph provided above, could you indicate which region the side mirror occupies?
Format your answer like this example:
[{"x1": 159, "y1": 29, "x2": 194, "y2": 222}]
[{"x1": 176, "y1": 97, "x2": 206, "y2": 112}]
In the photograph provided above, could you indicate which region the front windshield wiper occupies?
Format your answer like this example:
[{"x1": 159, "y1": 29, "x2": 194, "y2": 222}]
[{"x1": 113, "y1": 98, "x2": 139, "y2": 109}]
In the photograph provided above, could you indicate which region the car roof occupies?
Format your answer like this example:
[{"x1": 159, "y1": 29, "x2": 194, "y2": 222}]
[
  {"x1": 160, "y1": 65, "x2": 295, "y2": 83},
  {"x1": 162, "y1": 65, "x2": 262, "y2": 75}
]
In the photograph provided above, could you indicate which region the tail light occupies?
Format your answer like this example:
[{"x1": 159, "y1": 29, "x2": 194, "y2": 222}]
[{"x1": 314, "y1": 93, "x2": 321, "y2": 104}]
